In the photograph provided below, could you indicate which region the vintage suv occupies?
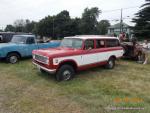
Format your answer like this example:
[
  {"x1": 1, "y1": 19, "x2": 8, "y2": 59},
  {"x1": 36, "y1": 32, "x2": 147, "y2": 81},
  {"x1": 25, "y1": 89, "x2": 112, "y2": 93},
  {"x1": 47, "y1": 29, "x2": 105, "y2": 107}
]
[
  {"x1": 32, "y1": 35, "x2": 124, "y2": 81},
  {"x1": 0, "y1": 35, "x2": 60, "y2": 63}
]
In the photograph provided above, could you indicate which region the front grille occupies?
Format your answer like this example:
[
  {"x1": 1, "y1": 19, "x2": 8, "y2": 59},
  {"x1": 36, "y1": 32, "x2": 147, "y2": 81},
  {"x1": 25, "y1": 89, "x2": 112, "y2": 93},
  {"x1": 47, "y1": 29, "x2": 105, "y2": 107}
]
[{"x1": 34, "y1": 54, "x2": 48, "y2": 64}]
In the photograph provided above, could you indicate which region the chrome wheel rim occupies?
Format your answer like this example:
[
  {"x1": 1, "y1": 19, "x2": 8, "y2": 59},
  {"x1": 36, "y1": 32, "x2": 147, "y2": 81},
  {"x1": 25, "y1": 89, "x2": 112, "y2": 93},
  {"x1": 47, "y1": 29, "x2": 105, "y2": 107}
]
[
  {"x1": 63, "y1": 70, "x2": 71, "y2": 80},
  {"x1": 109, "y1": 60, "x2": 113, "y2": 68},
  {"x1": 10, "y1": 56, "x2": 18, "y2": 64}
]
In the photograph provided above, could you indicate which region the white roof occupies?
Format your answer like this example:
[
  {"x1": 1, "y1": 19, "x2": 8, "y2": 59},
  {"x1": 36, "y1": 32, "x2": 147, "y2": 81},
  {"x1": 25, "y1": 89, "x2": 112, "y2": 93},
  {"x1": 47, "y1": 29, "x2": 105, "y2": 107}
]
[{"x1": 64, "y1": 35, "x2": 118, "y2": 40}]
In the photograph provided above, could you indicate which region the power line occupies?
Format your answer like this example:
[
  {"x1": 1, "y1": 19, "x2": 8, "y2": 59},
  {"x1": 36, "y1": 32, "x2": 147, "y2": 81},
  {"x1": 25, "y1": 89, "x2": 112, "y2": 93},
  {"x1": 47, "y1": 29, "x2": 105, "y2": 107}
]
[{"x1": 102, "y1": 5, "x2": 140, "y2": 13}]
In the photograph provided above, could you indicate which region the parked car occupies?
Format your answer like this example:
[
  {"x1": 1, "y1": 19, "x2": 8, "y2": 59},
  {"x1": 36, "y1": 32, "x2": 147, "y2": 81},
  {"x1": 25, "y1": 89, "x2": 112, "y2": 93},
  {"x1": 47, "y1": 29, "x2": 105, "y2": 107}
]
[
  {"x1": 32, "y1": 35, "x2": 124, "y2": 81},
  {"x1": 0, "y1": 32, "x2": 15, "y2": 43},
  {"x1": 0, "y1": 35, "x2": 60, "y2": 63}
]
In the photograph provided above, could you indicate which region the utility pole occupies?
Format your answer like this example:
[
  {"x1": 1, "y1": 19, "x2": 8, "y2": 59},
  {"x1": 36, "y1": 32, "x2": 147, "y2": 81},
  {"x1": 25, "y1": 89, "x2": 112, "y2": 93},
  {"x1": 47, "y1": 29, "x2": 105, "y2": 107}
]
[
  {"x1": 120, "y1": 8, "x2": 123, "y2": 33},
  {"x1": 53, "y1": 18, "x2": 55, "y2": 38}
]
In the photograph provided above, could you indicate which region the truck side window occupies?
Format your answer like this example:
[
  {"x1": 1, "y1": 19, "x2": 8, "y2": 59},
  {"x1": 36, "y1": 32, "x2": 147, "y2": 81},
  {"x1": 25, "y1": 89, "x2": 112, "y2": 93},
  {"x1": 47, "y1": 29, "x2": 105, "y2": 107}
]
[
  {"x1": 84, "y1": 40, "x2": 94, "y2": 50},
  {"x1": 26, "y1": 37, "x2": 35, "y2": 44},
  {"x1": 96, "y1": 40, "x2": 105, "y2": 48},
  {"x1": 105, "y1": 39, "x2": 119, "y2": 47}
]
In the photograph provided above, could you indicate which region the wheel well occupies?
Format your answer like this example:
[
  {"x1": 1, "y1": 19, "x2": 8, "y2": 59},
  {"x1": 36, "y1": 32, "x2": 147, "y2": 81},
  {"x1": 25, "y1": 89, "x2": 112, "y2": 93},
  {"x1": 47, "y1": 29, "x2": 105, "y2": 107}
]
[
  {"x1": 109, "y1": 55, "x2": 116, "y2": 60},
  {"x1": 7, "y1": 51, "x2": 21, "y2": 58},
  {"x1": 58, "y1": 61, "x2": 77, "y2": 72}
]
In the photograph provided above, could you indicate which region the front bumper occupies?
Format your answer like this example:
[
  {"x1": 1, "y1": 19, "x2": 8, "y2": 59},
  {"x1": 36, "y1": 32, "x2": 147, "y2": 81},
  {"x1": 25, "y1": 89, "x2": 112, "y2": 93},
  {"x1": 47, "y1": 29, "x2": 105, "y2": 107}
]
[{"x1": 33, "y1": 61, "x2": 56, "y2": 74}]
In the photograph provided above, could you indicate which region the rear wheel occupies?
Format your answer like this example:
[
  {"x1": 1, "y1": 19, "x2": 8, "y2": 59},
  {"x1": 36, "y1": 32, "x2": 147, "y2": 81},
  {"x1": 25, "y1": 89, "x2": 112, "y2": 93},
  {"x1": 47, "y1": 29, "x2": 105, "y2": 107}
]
[
  {"x1": 56, "y1": 65, "x2": 75, "y2": 81},
  {"x1": 105, "y1": 57, "x2": 115, "y2": 69},
  {"x1": 6, "y1": 53, "x2": 20, "y2": 64}
]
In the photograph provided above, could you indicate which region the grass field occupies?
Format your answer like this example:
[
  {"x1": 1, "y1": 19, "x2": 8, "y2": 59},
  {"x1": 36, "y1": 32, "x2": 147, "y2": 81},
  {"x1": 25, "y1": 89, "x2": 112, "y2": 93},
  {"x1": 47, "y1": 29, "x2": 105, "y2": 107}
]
[{"x1": 0, "y1": 59, "x2": 150, "y2": 113}]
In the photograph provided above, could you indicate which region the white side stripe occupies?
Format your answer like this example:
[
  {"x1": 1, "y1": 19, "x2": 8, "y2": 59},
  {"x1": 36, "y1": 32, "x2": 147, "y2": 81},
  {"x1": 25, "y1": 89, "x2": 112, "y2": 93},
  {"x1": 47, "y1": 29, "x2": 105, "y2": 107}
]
[{"x1": 53, "y1": 50, "x2": 123, "y2": 66}]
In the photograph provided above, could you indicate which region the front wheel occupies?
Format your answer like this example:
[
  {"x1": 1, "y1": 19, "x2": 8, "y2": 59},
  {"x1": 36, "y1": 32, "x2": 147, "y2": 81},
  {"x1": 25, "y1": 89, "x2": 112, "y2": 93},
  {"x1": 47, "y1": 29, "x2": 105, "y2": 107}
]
[
  {"x1": 105, "y1": 57, "x2": 115, "y2": 69},
  {"x1": 6, "y1": 53, "x2": 20, "y2": 64},
  {"x1": 56, "y1": 65, "x2": 75, "y2": 81}
]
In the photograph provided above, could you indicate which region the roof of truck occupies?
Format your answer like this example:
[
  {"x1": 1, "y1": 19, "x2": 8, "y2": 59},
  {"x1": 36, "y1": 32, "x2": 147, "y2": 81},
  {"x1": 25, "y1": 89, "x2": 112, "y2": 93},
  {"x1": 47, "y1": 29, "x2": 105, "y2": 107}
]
[
  {"x1": 64, "y1": 35, "x2": 118, "y2": 40},
  {"x1": 13, "y1": 35, "x2": 35, "y2": 37}
]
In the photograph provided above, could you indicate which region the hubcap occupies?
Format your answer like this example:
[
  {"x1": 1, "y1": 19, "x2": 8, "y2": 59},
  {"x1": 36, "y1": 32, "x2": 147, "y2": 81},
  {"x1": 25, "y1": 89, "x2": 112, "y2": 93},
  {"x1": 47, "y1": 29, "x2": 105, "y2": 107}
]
[
  {"x1": 109, "y1": 60, "x2": 113, "y2": 68},
  {"x1": 63, "y1": 70, "x2": 71, "y2": 80},
  {"x1": 10, "y1": 56, "x2": 18, "y2": 64}
]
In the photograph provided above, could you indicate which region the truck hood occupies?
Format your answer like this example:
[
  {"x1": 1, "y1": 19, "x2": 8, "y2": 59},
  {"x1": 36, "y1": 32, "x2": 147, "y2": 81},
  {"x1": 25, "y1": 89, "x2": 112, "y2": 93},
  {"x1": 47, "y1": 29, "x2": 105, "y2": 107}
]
[{"x1": 33, "y1": 47, "x2": 81, "y2": 58}]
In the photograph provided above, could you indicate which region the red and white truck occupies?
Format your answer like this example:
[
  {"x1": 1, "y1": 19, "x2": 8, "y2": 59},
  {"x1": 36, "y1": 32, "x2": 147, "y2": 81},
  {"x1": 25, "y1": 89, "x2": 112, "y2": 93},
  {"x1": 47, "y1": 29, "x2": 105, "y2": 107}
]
[{"x1": 32, "y1": 35, "x2": 124, "y2": 81}]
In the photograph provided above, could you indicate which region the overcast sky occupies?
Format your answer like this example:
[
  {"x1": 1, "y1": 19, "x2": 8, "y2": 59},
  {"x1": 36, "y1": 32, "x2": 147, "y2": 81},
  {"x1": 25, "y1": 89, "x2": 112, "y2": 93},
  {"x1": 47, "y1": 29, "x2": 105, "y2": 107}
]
[{"x1": 0, "y1": 0, "x2": 145, "y2": 29}]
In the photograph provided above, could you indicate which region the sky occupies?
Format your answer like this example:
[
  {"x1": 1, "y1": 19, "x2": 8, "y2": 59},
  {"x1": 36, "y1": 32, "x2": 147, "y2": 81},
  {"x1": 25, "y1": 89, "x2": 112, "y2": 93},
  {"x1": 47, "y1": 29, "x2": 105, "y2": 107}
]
[{"x1": 0, "y1": 0, "x2": 145, "y2": 29}]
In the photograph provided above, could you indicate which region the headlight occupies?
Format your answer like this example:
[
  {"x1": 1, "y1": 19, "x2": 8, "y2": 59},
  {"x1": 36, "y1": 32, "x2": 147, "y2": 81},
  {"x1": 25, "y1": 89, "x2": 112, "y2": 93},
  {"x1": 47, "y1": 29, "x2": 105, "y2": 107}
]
[{"x1": 32, "y1": 54, "x2": 35, "y2": 59}]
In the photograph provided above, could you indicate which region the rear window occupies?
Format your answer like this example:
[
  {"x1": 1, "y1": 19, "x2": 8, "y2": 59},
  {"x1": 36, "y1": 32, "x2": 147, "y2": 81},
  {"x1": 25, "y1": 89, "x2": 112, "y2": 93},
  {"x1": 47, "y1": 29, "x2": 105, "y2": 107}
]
[{"x1": 105, "y1": 39, "x2": 119, "y2": 47}]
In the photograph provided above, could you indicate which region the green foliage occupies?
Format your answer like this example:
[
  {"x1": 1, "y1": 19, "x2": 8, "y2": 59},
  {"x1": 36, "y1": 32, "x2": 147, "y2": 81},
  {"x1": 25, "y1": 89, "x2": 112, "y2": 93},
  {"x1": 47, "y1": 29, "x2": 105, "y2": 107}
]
[
  {"x1": 4, "y1": 7, "x2": 111, "y2": 39},
  {"x1": 5, "y1": 25, "x2": 15, "y2": 32},
  {"x1": 80, "y1": 7, "x2": 101, "y2": 34},
  {"x1": 36, "y1": 10, "x2": 82, "y2": 39},
  {"x1": 5, "y1": 19, "x2": 36, "y2": 33},
  {"x1": 133, "y1": 0, "x2": 150, "y2": 39},
  {"x1": 97, "y1": 20, "x2": 110, "y2": 35},
  {"x1": 36, "y1": 16, "x2": 54, "y2": 37}
]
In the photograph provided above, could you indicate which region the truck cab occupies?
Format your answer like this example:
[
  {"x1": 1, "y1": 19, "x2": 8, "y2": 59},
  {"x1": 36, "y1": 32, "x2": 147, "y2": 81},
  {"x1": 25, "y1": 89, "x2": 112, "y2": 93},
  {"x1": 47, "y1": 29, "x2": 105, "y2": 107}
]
[{"x1": 0, "y1": 35, "x2": 60, "y2": 63}]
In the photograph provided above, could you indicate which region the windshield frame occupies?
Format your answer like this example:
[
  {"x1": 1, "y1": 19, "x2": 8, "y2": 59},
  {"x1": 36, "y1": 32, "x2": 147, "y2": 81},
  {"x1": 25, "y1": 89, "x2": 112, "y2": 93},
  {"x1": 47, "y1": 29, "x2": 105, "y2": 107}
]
[
  {"x1": 10, "y1": 36, "x2": 27, "y2": 44},
  {"x1": 60, "y1": 38, "x2": 83, "y2": 49}
]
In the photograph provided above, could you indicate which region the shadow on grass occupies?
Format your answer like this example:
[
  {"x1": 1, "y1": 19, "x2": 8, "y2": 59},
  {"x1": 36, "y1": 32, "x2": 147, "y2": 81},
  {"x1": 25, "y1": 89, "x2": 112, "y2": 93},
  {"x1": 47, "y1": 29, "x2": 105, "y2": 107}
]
[
  {"x1": 36, "y1": 70, "x2": 57, "y2": 82},
  {"x1": 75, "y1": 66, "x2": 108, "y2": 80},
  {"x1": 32, "y1": 60, "x2": 131, "y2": 83},
  {"x1": 35, "y1": 64, "x2": 122, "y2": 82},
  {"x1": 0, "y1": 57, "x2": 32, "y2": 64}
]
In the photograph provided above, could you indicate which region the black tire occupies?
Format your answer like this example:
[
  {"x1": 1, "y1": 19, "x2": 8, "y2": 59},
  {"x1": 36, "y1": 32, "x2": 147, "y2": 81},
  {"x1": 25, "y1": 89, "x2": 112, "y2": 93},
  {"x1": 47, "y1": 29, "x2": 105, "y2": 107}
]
[
  {"x1": 40, "y1": 68, "x2": 47, "y2": 73},
  {"x1": 105, "y1": 57, "x2": 115, "y2": 69},
  {"x1": 56, "y1": 65, "x2": 75, "y2": 81},
  {"x1": 6, "y1": 53, "x2": 20, "y2": 64}
]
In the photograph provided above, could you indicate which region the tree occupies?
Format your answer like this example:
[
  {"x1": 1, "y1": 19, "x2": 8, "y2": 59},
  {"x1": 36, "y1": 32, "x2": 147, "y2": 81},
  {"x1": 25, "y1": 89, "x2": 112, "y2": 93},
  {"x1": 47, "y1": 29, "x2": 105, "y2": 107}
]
[
  {"x1": 68, "y1": 18, "x2": 82, "y2": 36},
  {"x1": 97, "y1": 20, "x2": 110, "y2": 35},
  {"x1": 24, "y1": 20, "x2": 37, "y2": 33},
  {"x1": 5, "y1": 25, "x2": 15, "y2": 32},
  {"x1": 54, "y1": 10, "x2": 71, "y2": 38},
  {"x1": 36, "y1": 16, "x2": 54, "y2": 37},
  {"x1": 36, "y1": 10, "x2": 81, "y2": 39},
  {"x1": 80, "y1": 7, "x2": 101, "y2": 34},
  {"x1": 14, "y1": 19, "x2": 26, "y2": 32},
  {"x1": 5, "y1": 19, "x2": 37, "y2": 33},
  {"x1": 132, "y1": 0, "x2": 150, "y2": 39}
]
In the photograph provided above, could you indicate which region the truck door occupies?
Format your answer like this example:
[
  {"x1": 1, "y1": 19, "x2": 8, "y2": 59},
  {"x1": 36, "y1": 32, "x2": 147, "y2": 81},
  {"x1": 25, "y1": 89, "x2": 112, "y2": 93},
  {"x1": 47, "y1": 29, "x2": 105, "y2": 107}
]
[
  {"x1": 95, "y1": 39, "x2": 108, "y2": 62},
  {"x1": 26, "y1": 37, "x2": 38, "y2": 56},
  {"x1": 81, "y1": 39, "x2": 97, "y2": 66}
]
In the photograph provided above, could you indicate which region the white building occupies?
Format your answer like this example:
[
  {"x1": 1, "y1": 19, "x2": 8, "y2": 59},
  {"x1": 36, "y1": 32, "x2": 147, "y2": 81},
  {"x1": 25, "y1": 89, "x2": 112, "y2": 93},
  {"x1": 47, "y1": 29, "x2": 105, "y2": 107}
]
[{"x1": 108, "y1": 23, "x2": 133, "y2": 37}]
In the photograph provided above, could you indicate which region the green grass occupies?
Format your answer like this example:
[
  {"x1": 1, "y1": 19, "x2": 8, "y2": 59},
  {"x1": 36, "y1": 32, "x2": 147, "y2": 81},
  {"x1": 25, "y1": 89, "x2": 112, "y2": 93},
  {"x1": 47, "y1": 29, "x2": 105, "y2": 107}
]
[{"x1": 0, "y1": 59, "x2": 150, "y2": 113}]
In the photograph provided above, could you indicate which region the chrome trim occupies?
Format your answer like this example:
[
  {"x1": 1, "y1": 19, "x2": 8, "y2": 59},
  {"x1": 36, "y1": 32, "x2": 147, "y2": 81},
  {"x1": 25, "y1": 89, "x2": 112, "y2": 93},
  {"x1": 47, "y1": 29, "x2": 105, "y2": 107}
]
[
  {"x1": 33, "y1": 62, "x2": 56, "y2": 74},
  {"x1": 33, "y1": 54, "x2": 49, "y2": 64}
]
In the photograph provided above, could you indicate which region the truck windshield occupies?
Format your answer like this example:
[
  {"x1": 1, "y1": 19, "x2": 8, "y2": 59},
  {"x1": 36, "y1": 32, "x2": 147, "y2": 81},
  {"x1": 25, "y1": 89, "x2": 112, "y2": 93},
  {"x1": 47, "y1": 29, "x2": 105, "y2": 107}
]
[
  {"x1": 60, "y1": 38, "x2": 83, "y2": 49},
  {"x1": 11, "y1": 36, "x2": 27, "y2": 44}
]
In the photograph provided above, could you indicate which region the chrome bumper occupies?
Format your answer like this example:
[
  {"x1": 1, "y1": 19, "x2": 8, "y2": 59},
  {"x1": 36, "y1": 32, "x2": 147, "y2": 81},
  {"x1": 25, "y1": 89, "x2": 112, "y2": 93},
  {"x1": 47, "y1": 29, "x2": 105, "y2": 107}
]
[{"x1": 33, "y1": 62, "x2": 56, "y2": 74}]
